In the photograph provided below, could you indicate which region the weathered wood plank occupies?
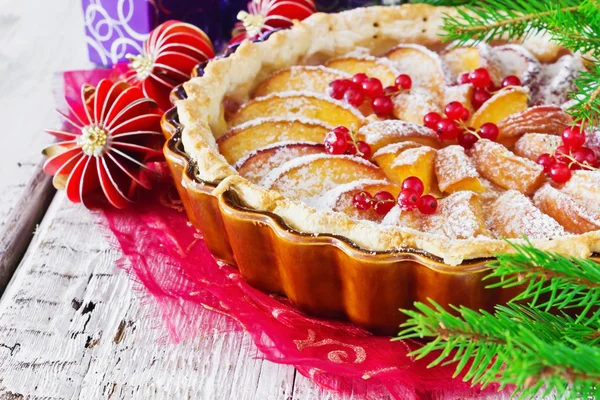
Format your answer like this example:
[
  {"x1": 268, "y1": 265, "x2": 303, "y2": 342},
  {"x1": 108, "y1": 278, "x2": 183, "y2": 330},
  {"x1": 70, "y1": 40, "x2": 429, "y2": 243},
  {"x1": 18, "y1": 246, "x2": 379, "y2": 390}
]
[
  {"x1": 0, "y1": 163, "x2": 55, "y2": 293},
  {"x1": 0, "y1": 194, "x2": 299, "y2": 399}
]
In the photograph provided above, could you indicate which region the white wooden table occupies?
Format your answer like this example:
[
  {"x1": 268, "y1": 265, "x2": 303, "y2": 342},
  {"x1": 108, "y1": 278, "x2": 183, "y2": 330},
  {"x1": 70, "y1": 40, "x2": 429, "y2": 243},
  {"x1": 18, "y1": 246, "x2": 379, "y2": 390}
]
[{"x1": 0, "y1": 1, "x2": 344, "y2": 398}]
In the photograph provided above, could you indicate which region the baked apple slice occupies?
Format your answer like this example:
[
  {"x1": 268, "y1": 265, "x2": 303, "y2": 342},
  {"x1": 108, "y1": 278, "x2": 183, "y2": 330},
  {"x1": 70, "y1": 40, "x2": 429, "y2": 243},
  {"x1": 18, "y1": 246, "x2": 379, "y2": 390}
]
[
  {"x1": 497, "y1": 105, "x2": 570, "y2": 147},
  {"x1": 536, "y1": 54, "x2": 585, "y2": 105},
  {"x1": 372, "y1": 143, "x2": 437, "y2": 194},
  {"x1": 319, "y1": 179, "x2": 401, "y2": 222},
  {"x1": 534, "y1": 184, "x2": 600, "y2": 234},
  {"x1": 469, "y1": 87, "x2": 529, "y2": 130},
  {"x1": 422, "y1": 191, "x2": 491, "y2": 239},
  {"x1": 471, "y1": 139, "x2": 545, "y2": 195},
  {"x1": 561, "y1": 170, "x2": 600, "y2": 216},
  {"x1": 218, "y1": 117, "x2": 332, "y2": 164},
  {"x1": 392, "y1": 88, "x2": 443, "y2": 125},
  {"x1": 493, "y1": 45, "x2": 542, "y2": 87},
  {"x1": 488, "y1": 190, "x2": 566, "y2": 239},
  {"x1": 356, "y1": 120, "x2": 441, "y2": 152},
  {"x1": 385, "y1": 44, "x2": 450, "y2": 95},
  {"x1": 513, "y1": 133, "x2": 562, "y2": 162},
  {"x1": 325, "y1": 56, "x2": 398, "y2": 87},
  {"x1": 435, "y1": 145, "x2": 486, "y2": 194},
  {"x1": 262, "y1": 154, "x2": 386, "y2": 200},
  {"x1": 229, "y1": 93, "x2": 365, "y2": 130},
  {"x1": 252, "y1": 66, "x2": 350, "y2": 98},
  {"x1": 236, "y1": 142, "x2": 326, "y2": 183}
]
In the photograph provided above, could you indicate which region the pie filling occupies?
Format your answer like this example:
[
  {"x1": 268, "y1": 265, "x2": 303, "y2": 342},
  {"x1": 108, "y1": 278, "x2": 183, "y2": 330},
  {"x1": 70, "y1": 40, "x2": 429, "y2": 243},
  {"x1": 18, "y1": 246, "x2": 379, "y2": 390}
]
[{"x1": 209, "y1": 41, "x2": 599, "y2": 253}]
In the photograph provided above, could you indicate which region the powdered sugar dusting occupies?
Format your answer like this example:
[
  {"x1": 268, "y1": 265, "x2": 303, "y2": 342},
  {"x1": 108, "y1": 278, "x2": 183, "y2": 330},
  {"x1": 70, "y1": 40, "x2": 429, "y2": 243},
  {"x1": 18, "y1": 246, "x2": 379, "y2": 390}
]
[
  {"x1": 488, "y1": 190, "x2": 566, "y2": 239},
  {"x1": 372, "y1": 141, "x2": 420, "y2": 158},
  {"x1": 392, "y1": 88, "x2": 442, "y2": 124},
  {"x1": 358, "y1": 120, "x2": 438, "y2": 146},
  {"x1": 562, "y1": 170, "x2": 600, "y2": 217},
  {"x1": 492, "y1": 44, "x2": 542, "y2": 87},
  {"x1": 514, "y1": 133, "x2": 562, "y2": 161},
  {"x1": 435, "y1": 145, "x2": 479, "y2": 192},
  {"x1": 536, "y1": 54, "x2": 585, "y2": 105},
  {"x1": 236, "y1": 142, "x2": 325, "y2": 183},
  {"x1": 260, "y1": 153, "x2": 382, "y2": 201},
  {"x1": 387, "y1": 43, "x2": 453, "y2": 86},
  {"x1": 422, "y1": 191, "x2": 490, "y2": 239},
  {"x1": 391, "y1": 146, "x2": 435, "y2": 168},
  {"x1": 534, "y1": 183, "x2": 600, "y2": 228}
]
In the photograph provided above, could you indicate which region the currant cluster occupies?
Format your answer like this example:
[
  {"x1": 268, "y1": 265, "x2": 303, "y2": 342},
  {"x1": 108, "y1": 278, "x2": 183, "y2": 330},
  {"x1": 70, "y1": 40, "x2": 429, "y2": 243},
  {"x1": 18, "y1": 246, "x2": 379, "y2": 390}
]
[
  {"x1": 352, "y1": 176, "x2": 438, "y2": 216},
  {"x1": 324, "y1": 126, "x2": 372, "y2": 160},
  {"x1": 537, "y1": 125, "x2": 600, "y2": 183},
  {"x1": 424, "y1": 101, "x2": 499, "y2": 149},
  {"x1": 457, "y1": 67, "x2": 521, "y2": 109},
  {"x1": 327, "y1": 73, "x2": 412, "y2": 117}
]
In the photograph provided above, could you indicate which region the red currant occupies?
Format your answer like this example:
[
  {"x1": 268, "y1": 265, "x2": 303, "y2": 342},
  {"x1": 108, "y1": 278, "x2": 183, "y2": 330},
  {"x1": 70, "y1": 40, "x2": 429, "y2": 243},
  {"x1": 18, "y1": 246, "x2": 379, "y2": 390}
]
[
  {"x1": 373, "y1": 191, "x2": 396, "y2": 215},
  {"x1": 423, "y1": 112, "x2": 442, "y2": 130},
  {"x1": 457, "y1": 72, "x2": 471, "y2": 85},
  {"x1": 549, "y1": 162, "x2": 572, "y2": 183},
  {"x1": 353, "y1": 191, "x2": 373, "y2": 210},
  {"x1": 344, "y1": 87, "x2": 364, "y2": 107},
  {"x1": 561, "y1": 125, "x2": 587, "y2": 149},
  {"x1": 472, "y1": 88, "x2": 491, "y2": 109},
  {"x1": 436, "y1": 118, "x2": 461, "y2": 141},
  {"x1": 537, "y1": 153, "x2": 556, "y2": 173},
  {"x1": 469, "y1": 68, "x2": 491, "y2": 88},
  {"x1": 397, "y1": 188, "x2": 419, "y2": 211},
  {"x1": 555, "y1": 145, "x2": 571, "y2": 163},
  {"x1": 324, "y1": 128, "x2": 350, "y2": 154},
  {"x1": 501, "y1": 75, "x2": 521, "y2": 88},
  {"x1": 478, "y1": 122, "x2": 499, "y2": 141},
  {"x1": 361, "y1": 77, "x2": 384, "y2": 98},
  {"x1": 571, "y1": 147, "x2": 597, "y2": 168},
  {"x1": 444, "y1": 101, "x2": 466, "y2": 121},
  {"x1": 356, "y1": 141, "x2": 372, "y2": 160},
  {"x1": 352, "y1": 73, "x2": 369, "y2": 86},
  {"x1": 417, "y1": 195, "x2": 438, "y2": 214},
  {"x1": 458, "y1": 132, "x2": 478, "y2": 149},
  {"x1": 372, "y1": 96, "x2": 394, "y2": 117},
  {"x1": 395, "y1": 74, "x2": 412, "y2": 90},
  {"x1": 327, "y1": 79, "x2": 347, "y2": 100},
  {"x1": 383, "y1": 85, "x2": 398, "y2": 96},
  {"x1": 401, "y1": 176, "x2": 424, "y2": 197}
]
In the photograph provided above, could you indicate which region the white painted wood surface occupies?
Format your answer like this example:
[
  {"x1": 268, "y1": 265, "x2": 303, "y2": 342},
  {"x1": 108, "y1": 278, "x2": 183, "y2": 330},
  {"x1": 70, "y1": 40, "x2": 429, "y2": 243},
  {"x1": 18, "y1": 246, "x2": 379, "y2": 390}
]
[{"x1": 0, "y1": 1, "x2": 337, "y2": 399}]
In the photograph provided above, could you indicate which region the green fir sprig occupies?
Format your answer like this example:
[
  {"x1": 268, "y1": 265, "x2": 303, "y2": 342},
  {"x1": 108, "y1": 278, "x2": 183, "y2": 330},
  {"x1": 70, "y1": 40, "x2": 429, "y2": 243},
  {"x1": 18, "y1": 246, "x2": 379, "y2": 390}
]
[
  {"x1": 411, "y1": 0, "x2": 600, "y2": 126},
  {"x1": 397, "y1": 243, "x2": 600, "y2": 397}
]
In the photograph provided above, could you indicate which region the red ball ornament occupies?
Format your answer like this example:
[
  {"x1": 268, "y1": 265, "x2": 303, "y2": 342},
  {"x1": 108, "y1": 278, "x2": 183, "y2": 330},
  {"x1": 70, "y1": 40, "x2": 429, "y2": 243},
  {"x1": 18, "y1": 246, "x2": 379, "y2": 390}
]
[
  {"x1": 43, "y1": 80, "x2": 165, "y2": 209},
  {"x1": 119, "y1": 21, "x2": 215, "y2": 111},
  {"x1": 230, "y1": 0, "x2": 316, "y2": 44}
]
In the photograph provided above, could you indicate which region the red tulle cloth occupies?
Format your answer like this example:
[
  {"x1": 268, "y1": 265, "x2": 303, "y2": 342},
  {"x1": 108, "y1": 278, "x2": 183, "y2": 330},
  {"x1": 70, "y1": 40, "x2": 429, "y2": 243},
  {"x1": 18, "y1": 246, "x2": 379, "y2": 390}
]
[{"x1": 99, "y1": 187, "x2": 506, "y2": 399}]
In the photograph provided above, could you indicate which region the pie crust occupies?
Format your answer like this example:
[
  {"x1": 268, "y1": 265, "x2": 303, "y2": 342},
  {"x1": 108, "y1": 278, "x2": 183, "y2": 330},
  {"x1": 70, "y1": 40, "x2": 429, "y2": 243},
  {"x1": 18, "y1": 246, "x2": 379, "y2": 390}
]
[{"x1": 175, "y1": 4, "x2": 600, "y2": 266}]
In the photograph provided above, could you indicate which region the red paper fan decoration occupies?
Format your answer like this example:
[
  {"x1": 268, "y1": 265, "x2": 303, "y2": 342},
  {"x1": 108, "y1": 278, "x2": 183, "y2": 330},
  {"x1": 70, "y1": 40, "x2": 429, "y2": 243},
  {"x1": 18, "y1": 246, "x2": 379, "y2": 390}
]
[
  {"x1": 230, "y1": 0, "x2": 316, "y2": 45},
  {"x1": 43, "y1": 79, "x2": 164, "y2": 209},
  {"x1": 119, "y1": 20, "x2": 215, "y2": 110}
]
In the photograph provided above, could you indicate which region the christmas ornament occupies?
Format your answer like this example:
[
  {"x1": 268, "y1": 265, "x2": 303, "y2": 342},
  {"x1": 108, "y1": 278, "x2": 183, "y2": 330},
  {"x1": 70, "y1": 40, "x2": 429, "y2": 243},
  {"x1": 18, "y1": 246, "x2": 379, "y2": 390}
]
[
  {"x1": 119, "y1": 20, "x2": 214, "y2": 111},
  {"x1": 43, "y1": 79, "x2": 164, "y2": 209},
  {"x1": 230, "y1": 0, "x2": 316, "y2": 44}
]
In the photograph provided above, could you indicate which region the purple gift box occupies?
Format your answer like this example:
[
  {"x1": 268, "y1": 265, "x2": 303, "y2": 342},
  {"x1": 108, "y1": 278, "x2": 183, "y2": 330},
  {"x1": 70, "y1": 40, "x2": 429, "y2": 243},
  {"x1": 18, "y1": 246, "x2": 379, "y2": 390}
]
[{"x1": 81, "y1": 0, "x2": 222, "y2": 66}]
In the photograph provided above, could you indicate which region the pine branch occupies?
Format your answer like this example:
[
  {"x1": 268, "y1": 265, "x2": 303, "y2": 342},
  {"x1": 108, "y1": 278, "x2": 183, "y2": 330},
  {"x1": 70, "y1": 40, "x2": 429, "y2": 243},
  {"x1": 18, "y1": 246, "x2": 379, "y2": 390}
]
[
  {"x1": 485, "y1": 242, "x2": 600, "y2": 322},
  {"x1": 567, "y1": 63, "x2": 600, "y2": 127},
  {"x1": 398, "y1": 302, "x2": 600, "y2": 398}
]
